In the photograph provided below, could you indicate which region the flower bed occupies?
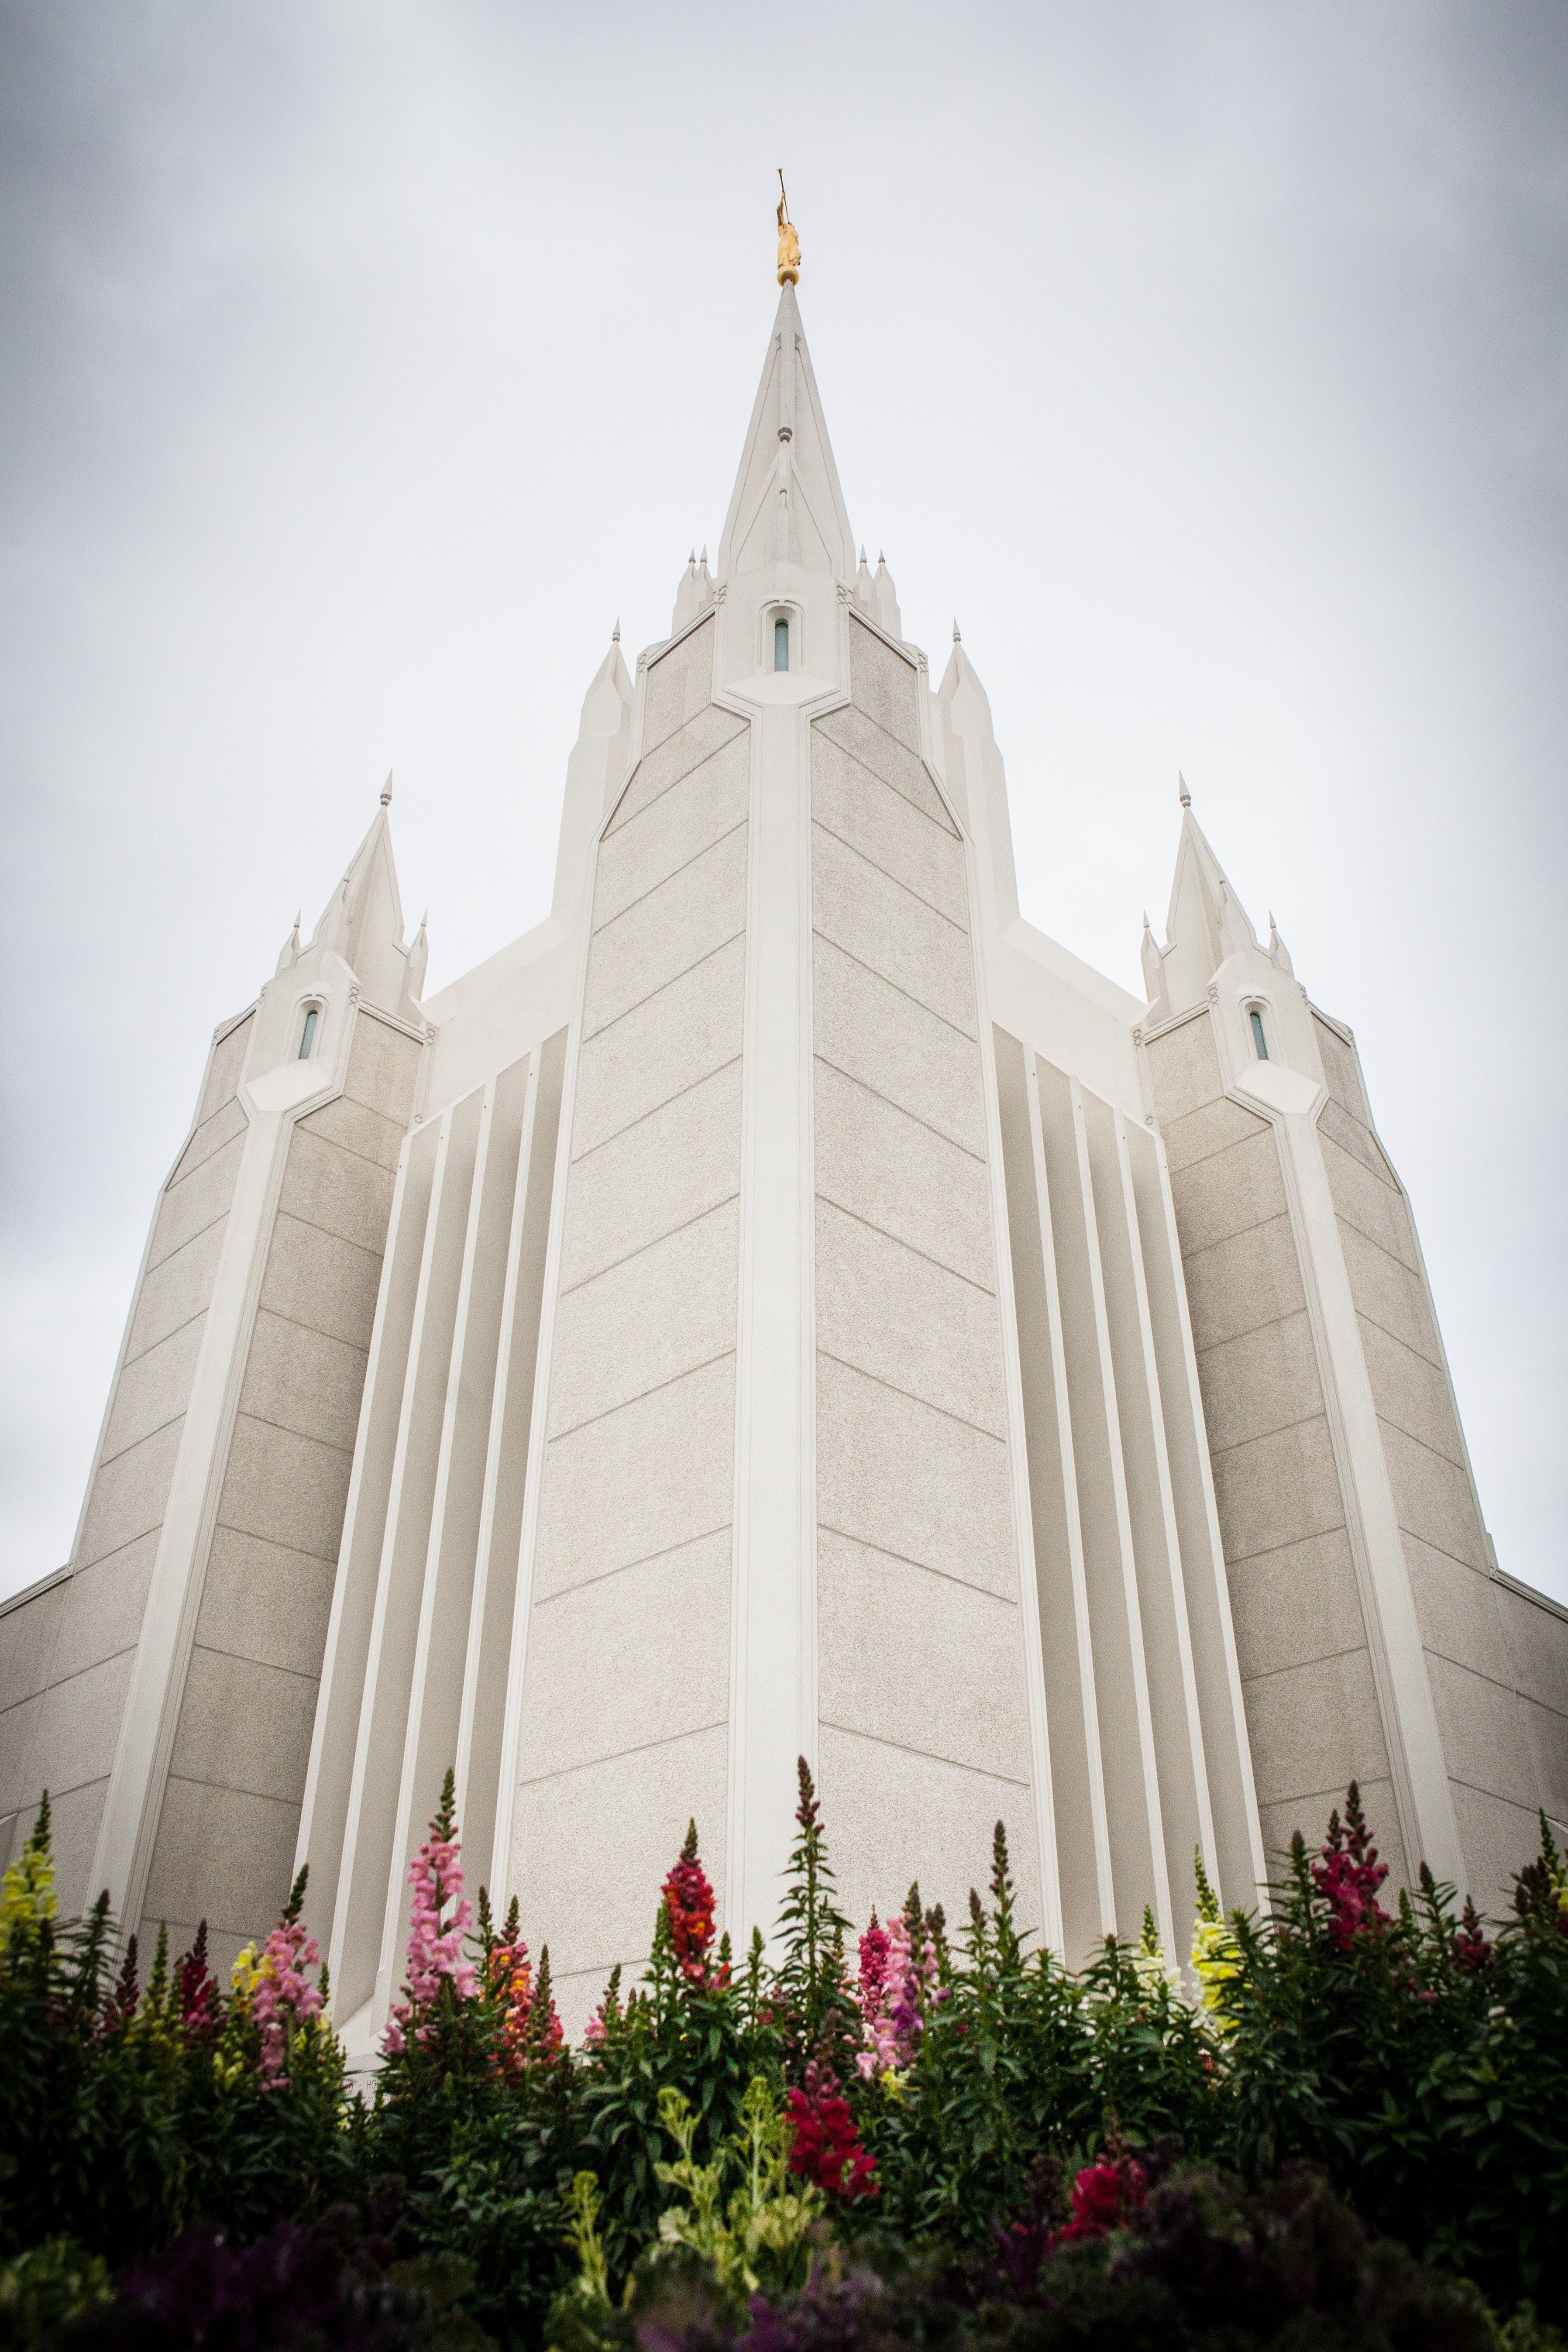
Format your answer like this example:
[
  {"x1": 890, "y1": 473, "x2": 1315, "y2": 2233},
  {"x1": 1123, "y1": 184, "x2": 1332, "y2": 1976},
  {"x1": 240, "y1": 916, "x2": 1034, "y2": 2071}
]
[{"x1": 0, "y1": 1767, "x2": 1563, "y2": 2348}]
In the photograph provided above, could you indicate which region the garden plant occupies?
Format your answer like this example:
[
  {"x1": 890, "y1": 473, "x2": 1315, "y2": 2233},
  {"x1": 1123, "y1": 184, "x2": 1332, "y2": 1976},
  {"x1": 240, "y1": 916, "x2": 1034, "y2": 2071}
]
[{"x1": 0, "y1": 1762, "x2": 1563, "y2": 2349}]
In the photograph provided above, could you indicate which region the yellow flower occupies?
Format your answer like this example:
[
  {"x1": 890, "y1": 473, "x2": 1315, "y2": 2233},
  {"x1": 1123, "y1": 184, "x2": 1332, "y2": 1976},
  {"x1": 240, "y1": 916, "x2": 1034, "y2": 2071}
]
[
  {"x1": 1190, "y1": 1850, "x2": 1241, "y2": 2033},
  {"x1": 0, "y1": 1822, "x2": 55, "y2": 1954}
]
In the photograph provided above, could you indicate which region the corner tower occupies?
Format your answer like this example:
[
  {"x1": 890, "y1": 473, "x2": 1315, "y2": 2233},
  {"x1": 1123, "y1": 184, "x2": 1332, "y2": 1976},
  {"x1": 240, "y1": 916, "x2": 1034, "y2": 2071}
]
[
  {"x1": 1138, "y1": 791, "x2": 1560, "y2": 1903},
  {"x1": 0, "y1": 792, "x2": 429, "y2": 1962}
]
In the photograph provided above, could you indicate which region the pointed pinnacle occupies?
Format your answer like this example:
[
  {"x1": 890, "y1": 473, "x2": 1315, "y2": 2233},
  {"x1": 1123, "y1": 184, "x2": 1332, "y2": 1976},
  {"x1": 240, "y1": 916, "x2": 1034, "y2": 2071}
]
[
  {"x1": 381, "y1": 771, "x2": 393, "y2": 808},
  {"x1": 700, "y1": 545, "x2": 708, "y2": 565},
  {"x1": 1142, "y1": 909, "x2": 1153, "y2": 934},
  {"x1": 1178, "y1": 771, "x2": 1191, "y2": 808},
  {"x1": 612, "y1": 618, "x2": 620, "y2": 642},
  {"x1": 952, "y1": 619, "x2": 962, "y2": 642}
]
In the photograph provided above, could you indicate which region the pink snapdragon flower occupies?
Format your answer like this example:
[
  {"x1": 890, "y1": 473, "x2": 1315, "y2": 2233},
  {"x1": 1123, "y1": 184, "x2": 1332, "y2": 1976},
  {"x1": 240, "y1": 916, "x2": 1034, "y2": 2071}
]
[
  {"x1": 856, "y1": 1897, "x2": 939, "y2": 2080},
  {"x1": 251, "y1": 1919, "x2": 324, "y2": 2082},
  {"x1": 383, "y1": 1775, "x2": 478, "y2": 2055}
]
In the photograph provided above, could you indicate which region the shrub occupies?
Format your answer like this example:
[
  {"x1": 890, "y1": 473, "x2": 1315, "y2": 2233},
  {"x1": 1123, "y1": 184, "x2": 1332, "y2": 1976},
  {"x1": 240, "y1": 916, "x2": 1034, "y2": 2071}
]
[{"x1": 0, "y1": 1771, "x2": 1562, "y2": 2345}]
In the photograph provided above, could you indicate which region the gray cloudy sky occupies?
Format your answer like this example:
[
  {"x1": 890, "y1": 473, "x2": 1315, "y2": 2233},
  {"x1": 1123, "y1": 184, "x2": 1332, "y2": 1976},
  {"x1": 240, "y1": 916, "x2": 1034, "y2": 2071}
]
[{"x1": 2, "y1": 2, "x2": 1565, "y2": 1605}]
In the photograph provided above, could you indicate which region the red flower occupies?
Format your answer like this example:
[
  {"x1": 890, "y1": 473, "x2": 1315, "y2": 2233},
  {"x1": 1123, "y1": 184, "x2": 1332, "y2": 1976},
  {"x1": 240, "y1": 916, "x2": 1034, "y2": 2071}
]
[
  {"x1": 1310, "y1": 1782, "x2": 1390, "y2": 1952},
  {"x1": 786, "y1": 2060, "x2": 878, "y2": 2202},
  {"x1": 1455, "y1": 1898, "x2": 1492, "y2": 1976},
  {"x1": 663, "y1": 1821, "x2": 723, "y2": 1987},
  {"x1": 1058, "y1": 2154, "x2": 1148, "y2": 2243}
]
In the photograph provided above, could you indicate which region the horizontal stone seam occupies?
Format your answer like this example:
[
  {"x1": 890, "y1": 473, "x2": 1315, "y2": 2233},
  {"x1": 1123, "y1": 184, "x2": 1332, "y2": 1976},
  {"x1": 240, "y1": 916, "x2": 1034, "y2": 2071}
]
[
  {"x1": 1317, "y1": 1125, "x2": 1403, "y2": 1204},
  {"x1": 1441, "y1": 1764, "x2": 1542, "y2": 1811},
  {"x1": 816, "y1": 1349, "x2": 1008, "y2": 1446},
  {"x1": 1206, "y1": 1406, "x2": 1331, "y2": 1463},
  {"x1": 557, "y1": 1190, "x2": 742, "y2": 1303},
  {"x1": 165, "y1": 1112, "x2": 246, "y2": 1180},
  {"x1": 813, "y1": 932, "x2": 978, "y2": 1046},
  {"x1": 1219, "y1": 1526, "x2": 1351, "y2": 1574},
  {"x1": 546, "y1": 1346, "x2": 737, "y2": 1447},
  {"x1": 601, "y1": 728, "x2": 749, "y2": 845},
  {"x1": 3, "y1": 1766, "x2": 110, "y2": 1810},
  {"x1": 146, "y1": 1198, "x2": 236, "y2": 1275},
  {"x1": 162, "y1": 1767, "x2": 302, "y2": 1814},
  {"x1": 1372, "y1": 1408, "x2": 1474, "y2": 1489},
  {"x1": 187, "y1": 1638, "x2": 322, "y2": 1688},
  {"x1": 21, "y1": 1634, "x2": 142, "y2": 1699},
  {"x1": 1157, "y1": 1107, "x2": 1270, "y2": 1173},
  {"x1": 815, "y1": 1193, "x2": 996, "y2": 1302},
  {"x1": 809, "y1": 799, "x2": 966, "y2": 927},
  {"x1": 532, "y1": 1521, "x2": 733, "y2": 1606},
  {"x1": 817, "y1": 1521, "x2": 1018, "y2": 1605},
  {"x1": 813, "y1": 1052, "x2": 986, "y2": 1167},
  {"x1": 819, "y1": 1718, "x2": 1030, "y2": 1789},
  {"x1": 813, "y1": 725, "x2": 952, "y2": 834},
  {"x1": 1422, "y1": 1644, "x2": 1555, "y2": 1716},
  {"x1": 569, "y1": 1054, "x2": 743, "y2": 1171},
  {"x1": 213, "y1": 1513, "x2": 339, "y2": 1570},
  {"x1": 1190, "y1": 1299, "x2": 1312, "y2": 1356},
  {"x1": 1255, "y1": 1774, "x2": 1396, "y2": 1819},
  {"x1": 1353, "y1": 1300, "x2": 1447, "y2": 1379},
  {"x1": 812, "y1": 812, "x2": 966, "y2": 934},
  {"x1": 514, "y1": 1716, "x2": 727, "y2": 1791},
  {"x1": 291, "y1": 1121, "x2": 409, "y2": 1179},
  {"x1": 230, "y1": 1406, "x2": 357, "y2": 1467},
  {"x1": 1238, "y1": 1640, "x2": 1373, "y2": 1687},
  {"x1": 250, "y1": 1306, "x2": 371, "y2": 1366},
  {"x1": 1179, "y1": 1205, "x2": 1297, "y2": 1273},
  {"x1": 121, "y1": 1298, "x2": 210, "y2": 1375},
  {"x1": 95, "y1": 1401, "x2": 191, "y2": 1475},
  {"x1": 814, "y1": 822, "x2": 970, "y2": 946},
  {"x1": 592, "y1": 816, "x2": 748, "y2": 939},
  {"x1": 270, "y1": 1203, "x2": 387, "y2": 1270},
  {"x1": 818, "y1": 700, "x2": 930, "y2": 792},
  {"x1": 579, "y1": 931, "x2": 745, "y2": 1052}
]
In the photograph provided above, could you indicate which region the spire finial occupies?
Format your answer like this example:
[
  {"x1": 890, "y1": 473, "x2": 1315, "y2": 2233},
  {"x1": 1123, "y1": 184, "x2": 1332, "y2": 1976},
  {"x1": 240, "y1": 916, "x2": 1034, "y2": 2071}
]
[
  {"x1": 381, "y1": 770, "x2": 393, "y2": 808},
  {"x1": 776, "y1": 171, "x2": 800, "y2": 286},
  {"x1": 612, "y1": 618, "x2": 620, "y2": 642},
  {"x1": 1178, "y1": 771, "x2": 1191, "y2": 809},
  {"x1": 952, "y1": 619, "x2": 962, "y2": 642}
]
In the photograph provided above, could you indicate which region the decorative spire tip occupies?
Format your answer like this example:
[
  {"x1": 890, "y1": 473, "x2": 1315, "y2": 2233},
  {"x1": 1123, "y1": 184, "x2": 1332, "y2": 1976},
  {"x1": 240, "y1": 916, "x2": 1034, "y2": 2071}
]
[
  {"x1": 1177, "y1": 771, "x2": 1191, "y2": 809},
  {"x1": 952, "y1": 619, "x2": 961, "y2": 643},
  {"x1": 612, "y1": 618, "x2": 620, "y2": 642}
]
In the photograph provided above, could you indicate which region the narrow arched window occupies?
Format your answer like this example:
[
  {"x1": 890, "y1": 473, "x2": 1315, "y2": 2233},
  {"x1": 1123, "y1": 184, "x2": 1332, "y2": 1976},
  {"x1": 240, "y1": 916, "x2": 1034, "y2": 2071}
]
[
  {"x1": 299, "y1": 1007, "x2": 319, "y2": 1059},
  {"x1": 774, "y1": 616, "x2": 790, "y2": 672},
  {"x1": 1249, "y1": 1007, "x2": 1269, "y2": 1061}
]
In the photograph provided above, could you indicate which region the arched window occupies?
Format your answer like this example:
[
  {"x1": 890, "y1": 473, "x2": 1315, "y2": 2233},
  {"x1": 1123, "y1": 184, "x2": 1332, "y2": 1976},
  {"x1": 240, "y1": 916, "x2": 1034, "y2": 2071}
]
[
  {"x1": 1248, "y1": 1006, "x2": 1269, "y2": 1061},
  {"x1": 774, "y1": 615, "x2": 790, "y2": 672},
  {"x1": 298, "y1": 1006, "x2": 320, "y2": 1060}
]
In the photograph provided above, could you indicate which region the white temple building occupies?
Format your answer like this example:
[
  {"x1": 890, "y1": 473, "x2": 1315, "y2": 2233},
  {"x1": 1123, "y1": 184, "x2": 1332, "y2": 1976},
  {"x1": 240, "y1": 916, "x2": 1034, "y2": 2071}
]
[{"x1": 3, "y1": 268, "x2": 1565, "y2": 2049}]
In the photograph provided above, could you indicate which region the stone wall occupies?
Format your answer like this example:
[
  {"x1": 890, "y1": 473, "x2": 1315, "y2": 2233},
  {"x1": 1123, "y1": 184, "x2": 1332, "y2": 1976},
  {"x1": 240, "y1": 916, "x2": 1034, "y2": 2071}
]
[
  {"x1": 1143, "y1": 1008, "x2": 1408, "y2": 1879},
  {"x1": 0, "y1": 1012, "x2": 255, "y2": 1912},
  {"x1": 811, "y1": 618, "x2": 1043, "y2": 1937},
  {"x1": 511, "y1": 616, "x2": 748, "y2": 2022}
]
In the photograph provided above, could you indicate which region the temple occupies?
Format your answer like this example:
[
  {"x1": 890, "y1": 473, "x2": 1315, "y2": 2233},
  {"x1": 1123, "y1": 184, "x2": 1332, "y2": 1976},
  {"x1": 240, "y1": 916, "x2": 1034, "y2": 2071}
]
[{"x1": 3, "y1": 279, "x2": 1563, "y2": 2051}]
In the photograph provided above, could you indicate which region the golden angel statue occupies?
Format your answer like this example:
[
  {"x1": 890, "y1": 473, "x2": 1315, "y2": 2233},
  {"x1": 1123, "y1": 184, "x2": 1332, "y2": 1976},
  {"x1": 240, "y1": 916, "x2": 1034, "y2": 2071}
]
[{"x1": 776, "y1": 182, "x2": 801, "y2": 286}]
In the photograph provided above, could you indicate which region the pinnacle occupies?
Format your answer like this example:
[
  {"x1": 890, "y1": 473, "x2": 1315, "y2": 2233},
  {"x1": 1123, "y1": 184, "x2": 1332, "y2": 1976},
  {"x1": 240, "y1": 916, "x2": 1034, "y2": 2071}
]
[
  {"x1": 1178, "y1": 771, "x2": 1191, "y2": 809},
  {"x1": 381, "y1": 771, "x2": 394, "y2": 808},
  {"x1": 952, "y1": 619, "x2": 962, "y2": 643}
]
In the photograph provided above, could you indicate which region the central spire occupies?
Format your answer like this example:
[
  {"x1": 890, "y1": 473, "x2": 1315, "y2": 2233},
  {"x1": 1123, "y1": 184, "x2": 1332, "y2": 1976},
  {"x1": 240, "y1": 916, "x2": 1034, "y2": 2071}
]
[{"x1": 714, "y1": 284, "x2": 856, "y2": 588}]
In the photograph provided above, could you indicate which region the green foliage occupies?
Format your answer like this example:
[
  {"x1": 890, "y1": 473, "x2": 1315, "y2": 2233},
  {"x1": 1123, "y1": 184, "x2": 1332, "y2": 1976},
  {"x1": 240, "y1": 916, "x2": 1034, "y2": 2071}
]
[
  {"x1": 1211, "y1": 1811, "x2": 1568, "y2": 2320},
  {"x1": 0, "y1": 2239, "x2": 112, "y2": 2348},
  {"x1": 0, "y1": 1776, "x2": 1564, "y2": 2345},
  {"x1": 865, "y1": 1826, "x2": 1217, "y2": 2242}
]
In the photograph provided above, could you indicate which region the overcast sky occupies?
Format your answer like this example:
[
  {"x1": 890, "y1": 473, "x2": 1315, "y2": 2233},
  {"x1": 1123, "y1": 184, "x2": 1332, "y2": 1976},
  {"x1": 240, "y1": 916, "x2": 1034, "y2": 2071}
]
[{"x1": 2, "y1": 1, "x2": 1565, "y2": 1607}]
